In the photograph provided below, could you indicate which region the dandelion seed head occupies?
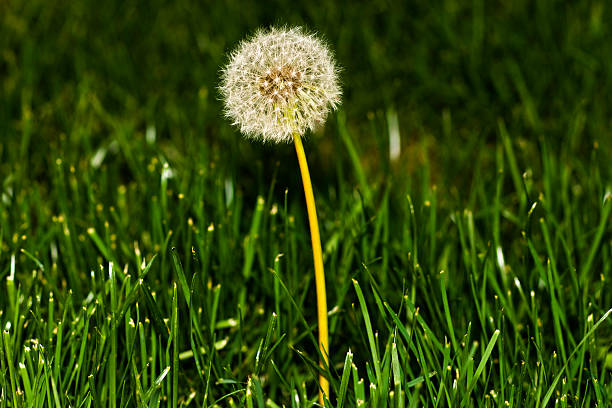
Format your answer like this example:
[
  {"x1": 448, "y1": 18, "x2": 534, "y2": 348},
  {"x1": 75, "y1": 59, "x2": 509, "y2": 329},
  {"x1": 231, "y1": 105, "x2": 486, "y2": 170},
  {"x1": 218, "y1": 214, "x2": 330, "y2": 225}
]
[{"x1": 220, "y1": 26, "x2": 342, "y2": 143}]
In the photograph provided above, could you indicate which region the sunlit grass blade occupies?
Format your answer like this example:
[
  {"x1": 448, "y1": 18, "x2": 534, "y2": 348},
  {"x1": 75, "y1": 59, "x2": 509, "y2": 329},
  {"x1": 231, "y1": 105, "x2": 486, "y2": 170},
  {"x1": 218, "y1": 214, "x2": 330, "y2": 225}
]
[
  {"x1": 352, "y1": 279, "x2": 382, "y2": 396},
  {"x1": 336, "y1": 349, "x2": 353, "y2": 408},
  {"x1": 464, "y1": 329, "x2": 500, "y2": 403}
]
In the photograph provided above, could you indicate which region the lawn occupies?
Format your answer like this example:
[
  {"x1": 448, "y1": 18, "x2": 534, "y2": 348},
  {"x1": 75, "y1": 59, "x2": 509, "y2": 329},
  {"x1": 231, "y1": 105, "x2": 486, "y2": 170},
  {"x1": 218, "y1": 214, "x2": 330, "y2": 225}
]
[{"x1": 1, "y1": 0, "x2": 611, "y2": 407}]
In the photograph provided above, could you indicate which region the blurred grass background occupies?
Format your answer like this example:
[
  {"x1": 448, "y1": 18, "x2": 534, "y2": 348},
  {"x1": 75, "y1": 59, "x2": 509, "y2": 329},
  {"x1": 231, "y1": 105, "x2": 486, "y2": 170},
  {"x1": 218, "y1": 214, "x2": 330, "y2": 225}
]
[
  {"x1": 3, "y1": 0, "x2": 611, "y2": 161},
  {"x1": 1, "y1": 0, "x2": 612, "y2": 406}
]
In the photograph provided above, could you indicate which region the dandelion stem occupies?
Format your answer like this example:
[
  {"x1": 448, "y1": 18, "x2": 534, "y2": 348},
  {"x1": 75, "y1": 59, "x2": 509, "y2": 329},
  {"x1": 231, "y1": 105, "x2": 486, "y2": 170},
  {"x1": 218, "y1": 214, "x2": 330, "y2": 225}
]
[{"x1": 293, "y1": 132, "x2": 329, "y2": 403}]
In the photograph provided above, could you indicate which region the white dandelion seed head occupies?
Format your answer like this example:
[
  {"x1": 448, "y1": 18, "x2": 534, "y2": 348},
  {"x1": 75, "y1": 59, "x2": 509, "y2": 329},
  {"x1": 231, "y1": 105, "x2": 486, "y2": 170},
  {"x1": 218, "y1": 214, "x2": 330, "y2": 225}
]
[{"x1": 220, "y1": 26, "x2": 342, "y2": 143}]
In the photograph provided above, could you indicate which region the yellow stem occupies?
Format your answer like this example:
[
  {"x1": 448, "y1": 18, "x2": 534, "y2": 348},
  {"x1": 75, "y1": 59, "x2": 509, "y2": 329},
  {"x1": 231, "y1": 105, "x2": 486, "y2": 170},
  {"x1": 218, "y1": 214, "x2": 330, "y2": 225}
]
[{"x1": 293, "y1": 132, "x2": 329, "y2": 404}]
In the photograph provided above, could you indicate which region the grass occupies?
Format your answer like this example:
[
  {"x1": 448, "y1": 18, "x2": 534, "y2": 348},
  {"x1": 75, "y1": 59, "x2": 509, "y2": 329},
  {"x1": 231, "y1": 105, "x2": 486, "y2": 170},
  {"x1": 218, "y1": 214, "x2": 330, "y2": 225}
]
[{"x1": 1, "y1": 0, "x2": 612, "y2": 406}]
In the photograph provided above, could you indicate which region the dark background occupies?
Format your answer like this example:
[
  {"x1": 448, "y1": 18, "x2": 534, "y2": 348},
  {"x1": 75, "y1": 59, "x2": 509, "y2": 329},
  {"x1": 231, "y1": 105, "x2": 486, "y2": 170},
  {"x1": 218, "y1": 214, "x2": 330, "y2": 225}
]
[{"x1": 2, "y1": 0, "x2": 610, "y2": 178}]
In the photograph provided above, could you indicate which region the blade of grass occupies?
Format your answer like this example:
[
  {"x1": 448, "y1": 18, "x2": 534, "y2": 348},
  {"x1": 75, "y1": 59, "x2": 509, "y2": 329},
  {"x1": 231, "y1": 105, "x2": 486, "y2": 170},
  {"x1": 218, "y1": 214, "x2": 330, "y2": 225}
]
[
  {"x1": 463, "y1": 329, "x2": 500, "y2": 405},
  {"x1": 353, "y1": 279, "x2": 382, "y2": 396},
  {"x1": 171, "y1": 283, "x2": 179, "y2": 408},
  {"x1": 171, "y1": 248, "x2": 190, "y2": 306},
  {"x1": 337, "y1": 350, "x2": 353, "y2": 408}
]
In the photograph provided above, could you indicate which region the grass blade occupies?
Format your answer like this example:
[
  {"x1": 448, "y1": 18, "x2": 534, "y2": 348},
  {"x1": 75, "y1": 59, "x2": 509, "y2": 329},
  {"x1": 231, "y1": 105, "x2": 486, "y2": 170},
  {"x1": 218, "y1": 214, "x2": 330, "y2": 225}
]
[{"x1": 353, "y1": 279, "x2": 382, "y2": 395}]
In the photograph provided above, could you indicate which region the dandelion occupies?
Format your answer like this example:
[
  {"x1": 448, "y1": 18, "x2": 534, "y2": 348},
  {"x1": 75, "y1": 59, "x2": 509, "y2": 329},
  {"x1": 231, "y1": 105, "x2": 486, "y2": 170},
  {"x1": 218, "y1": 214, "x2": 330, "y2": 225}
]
[
  {"x1": 220, "y1": 26, "x2": 341, "y2": 403},
  {"x1": 220, "y1": 26, "x2": 341, "y2": 143}
]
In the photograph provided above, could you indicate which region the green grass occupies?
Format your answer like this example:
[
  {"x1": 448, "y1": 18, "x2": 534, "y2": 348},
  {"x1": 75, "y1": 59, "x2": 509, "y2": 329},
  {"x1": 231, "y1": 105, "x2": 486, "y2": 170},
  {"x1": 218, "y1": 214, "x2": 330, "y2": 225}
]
[{"x1": 1, "y1": 0, "x2": 612, "y2": 407}]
